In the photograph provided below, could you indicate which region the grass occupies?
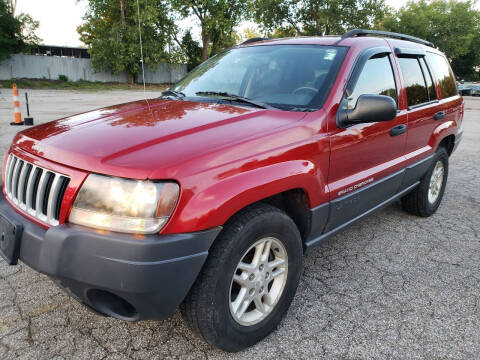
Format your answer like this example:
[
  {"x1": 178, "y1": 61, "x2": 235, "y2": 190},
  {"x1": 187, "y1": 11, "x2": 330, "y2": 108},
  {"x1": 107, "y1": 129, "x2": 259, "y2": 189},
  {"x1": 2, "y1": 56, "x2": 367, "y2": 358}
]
[{"x1": 0, "y1": 78, "x2": 169, "y2": 91}]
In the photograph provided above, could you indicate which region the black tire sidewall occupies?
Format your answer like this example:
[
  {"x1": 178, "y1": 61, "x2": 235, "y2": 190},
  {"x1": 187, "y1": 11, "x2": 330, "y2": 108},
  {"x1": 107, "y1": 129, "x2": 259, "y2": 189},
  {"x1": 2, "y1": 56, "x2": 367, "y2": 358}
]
[
  {"x1": 207, "y1": 208, "x2": 303, "y2": 350},
  {"x1": 424, "y1": 147, "x2": 449, "y2": 214}
]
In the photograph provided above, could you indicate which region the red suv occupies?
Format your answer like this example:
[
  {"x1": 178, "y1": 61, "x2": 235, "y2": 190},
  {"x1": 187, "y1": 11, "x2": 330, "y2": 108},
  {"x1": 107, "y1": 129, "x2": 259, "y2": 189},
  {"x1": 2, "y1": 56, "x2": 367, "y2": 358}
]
[{"x1": 0, "y1": 30, "x2": 463, "y2": 351}]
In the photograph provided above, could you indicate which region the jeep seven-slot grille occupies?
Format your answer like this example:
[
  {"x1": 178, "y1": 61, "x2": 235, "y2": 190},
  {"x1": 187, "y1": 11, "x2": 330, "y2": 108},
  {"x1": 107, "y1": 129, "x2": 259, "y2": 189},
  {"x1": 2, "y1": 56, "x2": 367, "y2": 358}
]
[{"x1": 3, "y1": 154, "x2": 70, "y2": 226}]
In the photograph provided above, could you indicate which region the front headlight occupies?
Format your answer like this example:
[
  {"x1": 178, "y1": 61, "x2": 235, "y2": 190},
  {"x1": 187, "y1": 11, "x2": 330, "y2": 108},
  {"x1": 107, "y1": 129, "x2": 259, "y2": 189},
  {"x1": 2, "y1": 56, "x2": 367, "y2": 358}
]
[{"x1": 69, "y1": 174, "x2": 179, "y2": 234}]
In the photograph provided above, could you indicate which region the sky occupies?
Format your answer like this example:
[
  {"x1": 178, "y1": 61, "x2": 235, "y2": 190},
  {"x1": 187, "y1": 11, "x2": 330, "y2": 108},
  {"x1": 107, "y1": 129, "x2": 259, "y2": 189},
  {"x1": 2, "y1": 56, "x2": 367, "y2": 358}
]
[
  {"x1": 17, "y1": 0, "x2": 88, "y2": 47},
  {"x1": 14, "y1": 0, "x2": 443, "y2": 47}
]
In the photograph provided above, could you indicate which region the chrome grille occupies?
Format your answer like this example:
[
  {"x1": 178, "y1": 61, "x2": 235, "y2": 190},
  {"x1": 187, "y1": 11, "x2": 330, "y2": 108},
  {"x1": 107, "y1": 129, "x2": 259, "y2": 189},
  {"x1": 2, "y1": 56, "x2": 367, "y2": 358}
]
[{"x1": 4, "y1": 154, "x2": 70, "y2": 226}]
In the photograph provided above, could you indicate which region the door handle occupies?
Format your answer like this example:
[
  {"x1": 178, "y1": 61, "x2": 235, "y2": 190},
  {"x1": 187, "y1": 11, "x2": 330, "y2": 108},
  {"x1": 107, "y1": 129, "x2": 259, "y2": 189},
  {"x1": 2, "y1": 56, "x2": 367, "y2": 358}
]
[
  {"x1": 390, "y1": 124, "x2": 407, "y2": 136},
  {"x1": 434, "y1": 111, "x2": 446, "y2": 120}
]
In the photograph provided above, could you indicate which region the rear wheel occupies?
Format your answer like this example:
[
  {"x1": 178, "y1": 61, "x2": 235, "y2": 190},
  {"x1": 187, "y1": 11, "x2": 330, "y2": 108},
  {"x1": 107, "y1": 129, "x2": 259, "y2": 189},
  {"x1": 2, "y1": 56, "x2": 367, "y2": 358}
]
[
  {"x1": 181, "y1": 204, "x2": 303, "y2": 352},
  {"x1": 401, "y1": 147, "x2": 449, "y2": 217}
]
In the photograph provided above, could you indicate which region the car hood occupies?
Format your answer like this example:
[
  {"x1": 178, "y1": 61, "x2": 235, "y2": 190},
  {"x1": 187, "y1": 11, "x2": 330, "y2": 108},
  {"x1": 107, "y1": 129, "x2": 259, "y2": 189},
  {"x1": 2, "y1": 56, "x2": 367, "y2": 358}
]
[{"x1": 13, "y1": 99, "x2": 306, "y2": 179}]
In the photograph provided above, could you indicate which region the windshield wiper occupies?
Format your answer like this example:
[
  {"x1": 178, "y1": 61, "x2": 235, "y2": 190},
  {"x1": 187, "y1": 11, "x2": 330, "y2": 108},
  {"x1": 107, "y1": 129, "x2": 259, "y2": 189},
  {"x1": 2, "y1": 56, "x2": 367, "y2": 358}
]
[
  {"x1": 195, "y1": 91, "x2": 273, "y2": 109},
  {"x1": 161, "y1": 89, "x2": 185, "y2": 99}
]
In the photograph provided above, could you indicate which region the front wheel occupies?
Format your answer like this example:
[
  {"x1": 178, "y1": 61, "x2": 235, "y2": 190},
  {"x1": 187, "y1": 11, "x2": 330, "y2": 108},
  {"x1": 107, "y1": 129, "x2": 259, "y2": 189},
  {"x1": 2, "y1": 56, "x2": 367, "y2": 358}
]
[
  {"x1": 181, "y1": 204, "x2": 303, "y2": 352},
  {"x1": 401, "y1": 147, "x2": 449, "y2": 217}
]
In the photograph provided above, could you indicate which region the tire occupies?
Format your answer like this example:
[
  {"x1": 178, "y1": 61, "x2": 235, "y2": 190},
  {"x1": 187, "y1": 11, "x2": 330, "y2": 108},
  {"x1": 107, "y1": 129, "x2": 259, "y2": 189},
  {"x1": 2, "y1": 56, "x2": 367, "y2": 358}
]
[
  {"x1": 401, "y1": 146, "x2": 449, "y2": 217},
  {"x1": 180, "y1": 203, "x2": 303, "y2": 352}
]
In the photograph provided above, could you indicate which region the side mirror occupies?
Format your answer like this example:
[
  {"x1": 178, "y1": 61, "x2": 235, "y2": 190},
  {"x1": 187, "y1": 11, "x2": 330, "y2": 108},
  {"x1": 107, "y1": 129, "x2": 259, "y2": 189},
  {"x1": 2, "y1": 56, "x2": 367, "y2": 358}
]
[{"x1": 337, "y1": 94, "x2": 397, "y2": 127}]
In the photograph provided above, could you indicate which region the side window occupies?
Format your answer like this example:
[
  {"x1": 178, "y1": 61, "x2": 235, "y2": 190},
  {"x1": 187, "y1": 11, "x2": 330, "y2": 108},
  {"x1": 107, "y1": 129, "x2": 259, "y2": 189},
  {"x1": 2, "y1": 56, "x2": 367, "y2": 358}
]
[
  {"x1": 419, "y1": 58, "x2": 436, "y2": 101},
  {"x1": 426, "y1": 52, "x2": 458, "y2": 98},
  {"x1": 347, "y1": 55, "x2": 397, "y2": 109},
  {"x1": 398, "y1": 57, "x2": 429, "y2": 107}
]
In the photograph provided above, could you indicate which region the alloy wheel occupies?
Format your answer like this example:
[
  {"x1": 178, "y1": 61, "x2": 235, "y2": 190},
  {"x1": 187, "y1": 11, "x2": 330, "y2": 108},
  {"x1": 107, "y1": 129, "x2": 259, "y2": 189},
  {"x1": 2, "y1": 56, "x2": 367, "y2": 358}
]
[
  {"x1": 229, "y1": 236, "x2": 288, "y2": 326},
  {"x1": 428, "y1": 160, "x2": 445, "y2": 204}
]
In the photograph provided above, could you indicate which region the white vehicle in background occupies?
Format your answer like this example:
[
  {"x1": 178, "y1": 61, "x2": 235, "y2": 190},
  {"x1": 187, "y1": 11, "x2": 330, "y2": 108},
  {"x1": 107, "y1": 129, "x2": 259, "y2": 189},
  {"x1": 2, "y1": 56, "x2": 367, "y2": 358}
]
[
  {"x1": 458, "y1": 83, "x2": 480, "y2": 96},
  {"x1": 458, "y1": 83, "x2": 471, "y2": 96},
  {"x1": 471, "y1": 84, "x2": 480, "y2": 96}
]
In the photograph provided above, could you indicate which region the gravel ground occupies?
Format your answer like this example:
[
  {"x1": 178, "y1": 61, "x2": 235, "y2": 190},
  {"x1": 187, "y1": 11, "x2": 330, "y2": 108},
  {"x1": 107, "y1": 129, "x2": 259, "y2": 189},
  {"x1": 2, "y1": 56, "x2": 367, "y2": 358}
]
[{"x1": 0, "y1": 90, "x2": 479, "y2": 359}]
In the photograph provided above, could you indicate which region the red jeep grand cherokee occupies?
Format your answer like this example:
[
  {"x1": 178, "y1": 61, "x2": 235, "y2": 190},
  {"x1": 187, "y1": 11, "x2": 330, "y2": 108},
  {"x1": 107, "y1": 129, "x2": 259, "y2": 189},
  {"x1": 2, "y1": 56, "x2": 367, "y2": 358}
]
[{"x1": 0, "y1": 30, "x2": 463, "y2": 351}]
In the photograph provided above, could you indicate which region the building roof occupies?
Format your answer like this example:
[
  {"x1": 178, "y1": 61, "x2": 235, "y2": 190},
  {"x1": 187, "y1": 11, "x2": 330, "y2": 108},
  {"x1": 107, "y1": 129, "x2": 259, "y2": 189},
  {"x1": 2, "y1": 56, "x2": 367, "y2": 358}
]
[{"x1": 30, "y1": 44, "x2": 89, "y2": 59}]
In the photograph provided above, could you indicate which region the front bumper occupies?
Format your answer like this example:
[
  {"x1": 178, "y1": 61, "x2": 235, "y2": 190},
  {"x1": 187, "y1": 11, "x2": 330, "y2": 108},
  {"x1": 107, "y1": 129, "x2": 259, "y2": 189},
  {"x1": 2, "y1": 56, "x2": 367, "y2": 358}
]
[{"x1": 0, "y1": 189, "x2": 220, "y2": 321}]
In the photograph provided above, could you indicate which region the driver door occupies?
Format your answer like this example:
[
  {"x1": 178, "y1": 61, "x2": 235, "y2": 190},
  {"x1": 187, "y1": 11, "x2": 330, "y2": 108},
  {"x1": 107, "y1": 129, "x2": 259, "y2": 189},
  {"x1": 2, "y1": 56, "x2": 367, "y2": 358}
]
[{"x1": 325, "y1": 50, "x2": 408, "y2": 231}]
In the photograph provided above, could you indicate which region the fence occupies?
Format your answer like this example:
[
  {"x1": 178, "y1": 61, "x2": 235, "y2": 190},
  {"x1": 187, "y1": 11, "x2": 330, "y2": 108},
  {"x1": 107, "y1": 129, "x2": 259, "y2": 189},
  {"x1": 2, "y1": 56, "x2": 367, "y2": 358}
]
[{"x1": 0, "y1": 54, "x2": 187, "y2": 84}]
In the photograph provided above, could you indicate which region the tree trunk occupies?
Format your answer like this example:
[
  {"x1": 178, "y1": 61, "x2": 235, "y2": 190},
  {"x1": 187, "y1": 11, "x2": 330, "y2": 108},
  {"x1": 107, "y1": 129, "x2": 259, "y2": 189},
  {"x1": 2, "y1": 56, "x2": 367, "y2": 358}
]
[
  {"x1": 120, "y1": 0, "x2": 129, "y2": 84},
  {"x1": 119, "y1": 0, "x2": 126, "y2": 25},
  {"x1": 9, "y1": 0, "x2": 17, "y2": 16},
  {"x1": 211, "y1": 40, "x2": 219, "y2": 57},
  {"x1": 312, "y1": 9, "x2": 321, "y2": 36},
  {"x1": 201, "y1": 30, "x2": 210, "y2": 61},
  {"x1": 127, "y1": 72, "x2": 135, "y2": 85},
  {"x1": 119, "y1": 0, "x2": 126, "y2": 41}
]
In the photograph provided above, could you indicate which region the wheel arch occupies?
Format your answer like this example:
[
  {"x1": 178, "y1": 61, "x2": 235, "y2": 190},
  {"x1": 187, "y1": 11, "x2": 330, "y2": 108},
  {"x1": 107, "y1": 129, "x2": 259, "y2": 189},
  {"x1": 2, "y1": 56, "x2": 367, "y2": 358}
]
[
  {"x1": 429, "y1": 120, "x2": 457, "y2": 156},
  {"x1": 164, "y1": 160, "x2": 326, "y2": 239},
  {"x1": 438, "y1": 134, "x2": 455, "y2": 156},
  {"x1": 207, "y1": 188, "x2": 316, "y2": 247},
  {"x1": 255, "y1": 188, "x2": 312, "y2": 241}
]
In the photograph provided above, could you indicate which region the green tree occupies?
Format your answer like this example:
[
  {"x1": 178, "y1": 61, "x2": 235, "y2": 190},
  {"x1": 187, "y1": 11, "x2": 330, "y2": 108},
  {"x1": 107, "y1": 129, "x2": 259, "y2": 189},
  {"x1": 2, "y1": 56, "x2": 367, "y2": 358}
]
[
  {"x1": 78, "y1": 0, "x2": 176, "y2": 83},
  {"x1": 180, "y1": 30, "x2": 202, "y2": 70},
  {"x1": 0, "y1": 0, "x2": 21, "y2": 61},
  {"x1": 251, "y1": 0, "x2": 389, "y2": 36},
  {"x1": 17, "y1": 13, "x2": 41, "y2": 47},
  {"x1": 171, "y1": 0, "x2": 247, "y2": 61},
  {"x1": 8, "y1": 0, "x2": 16, "y2": 16},
  {"x1": 0, "y1": 0, "x2": 40, "y2": 61},
  {"x1": 242, "y1": 27, "x2": 261, "y2": 41},
  {"x1": 381, "y1": 0, "x2": 480, "y2": 79}
]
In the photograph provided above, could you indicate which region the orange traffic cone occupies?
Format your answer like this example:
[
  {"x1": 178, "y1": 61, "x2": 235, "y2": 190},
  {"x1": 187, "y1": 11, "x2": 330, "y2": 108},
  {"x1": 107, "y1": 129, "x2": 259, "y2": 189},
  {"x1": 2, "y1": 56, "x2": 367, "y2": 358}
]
[{"x1": 10, "y1": 83, "x2": 24, "y2": 126}]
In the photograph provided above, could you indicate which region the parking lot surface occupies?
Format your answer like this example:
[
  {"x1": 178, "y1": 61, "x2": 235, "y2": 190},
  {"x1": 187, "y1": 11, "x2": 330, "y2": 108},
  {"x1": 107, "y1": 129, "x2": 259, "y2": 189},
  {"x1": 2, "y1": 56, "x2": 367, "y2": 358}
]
[{"x1": 0, "y1": 90, "x2": 479, "y2": 359}]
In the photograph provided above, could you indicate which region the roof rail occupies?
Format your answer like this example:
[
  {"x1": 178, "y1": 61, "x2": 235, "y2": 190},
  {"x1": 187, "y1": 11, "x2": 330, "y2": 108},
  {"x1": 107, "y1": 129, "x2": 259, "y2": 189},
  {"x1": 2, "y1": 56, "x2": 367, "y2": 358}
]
[
  {"x1": 341, "y1": 29, "x2": 434, "y2": 48},
  {"x1": 241, "y1": 37, "x2": 270, "y2": 45}
]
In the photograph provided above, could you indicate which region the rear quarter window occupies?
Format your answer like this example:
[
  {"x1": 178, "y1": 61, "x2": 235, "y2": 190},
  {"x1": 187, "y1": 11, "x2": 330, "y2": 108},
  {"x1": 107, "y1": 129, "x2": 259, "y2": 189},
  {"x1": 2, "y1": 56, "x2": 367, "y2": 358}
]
[
  {"x1": 426, "y1": 52, "x2": 458, "y2": 98},
  {"x1": 398, "y1": 57, "x2": 429, "y2": 107},
  {"x1": 419, "y1": 57, "x2": 436, "y2": 101}
]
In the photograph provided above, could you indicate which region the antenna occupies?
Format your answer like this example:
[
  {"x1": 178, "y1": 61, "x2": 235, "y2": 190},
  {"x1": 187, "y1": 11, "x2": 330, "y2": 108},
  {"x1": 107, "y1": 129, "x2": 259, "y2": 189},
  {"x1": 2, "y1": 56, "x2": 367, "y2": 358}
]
[{"x1": 136, "y1": 0, "x2": 147, "y2": 99}]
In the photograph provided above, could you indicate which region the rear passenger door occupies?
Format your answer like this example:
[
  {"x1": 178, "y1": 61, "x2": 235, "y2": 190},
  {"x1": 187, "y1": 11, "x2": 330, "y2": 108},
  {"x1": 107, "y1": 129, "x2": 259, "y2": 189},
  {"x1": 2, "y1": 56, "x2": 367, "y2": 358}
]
[
  {"x1": 395, "y1": 52, "x2": 440, "y2": 169},
  {"x1": 425, "y1": 51, "x2": 463, "y2": 145},
  {"x1": 326, "y1": 48, "x2": 408, "y2": 232}
]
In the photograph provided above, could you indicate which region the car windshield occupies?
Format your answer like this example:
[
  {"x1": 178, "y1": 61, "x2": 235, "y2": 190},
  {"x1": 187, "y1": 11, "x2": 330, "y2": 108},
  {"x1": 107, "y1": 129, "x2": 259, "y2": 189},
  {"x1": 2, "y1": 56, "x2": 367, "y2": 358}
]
[{"x1": 170, "y1": 45, "x2": 347, "y2": 111}]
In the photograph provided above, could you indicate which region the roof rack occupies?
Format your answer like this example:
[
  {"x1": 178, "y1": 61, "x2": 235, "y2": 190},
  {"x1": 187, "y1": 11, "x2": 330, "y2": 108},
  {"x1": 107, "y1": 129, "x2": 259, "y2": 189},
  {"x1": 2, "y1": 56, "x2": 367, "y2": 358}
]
[
  {"x1": 241, "y1": 37, "x2": 270, "y2": 45},
  {"x1": 341, "y1": 29, "x2": 434, "y2": 48}
]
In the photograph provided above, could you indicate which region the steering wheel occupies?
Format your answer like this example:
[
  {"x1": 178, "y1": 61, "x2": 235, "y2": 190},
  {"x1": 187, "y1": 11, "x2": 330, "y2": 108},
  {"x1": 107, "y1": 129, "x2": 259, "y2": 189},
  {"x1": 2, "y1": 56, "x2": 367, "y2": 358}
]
[{"x1": 293, "y1": 86, "x2": 318, "y2": 96}]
